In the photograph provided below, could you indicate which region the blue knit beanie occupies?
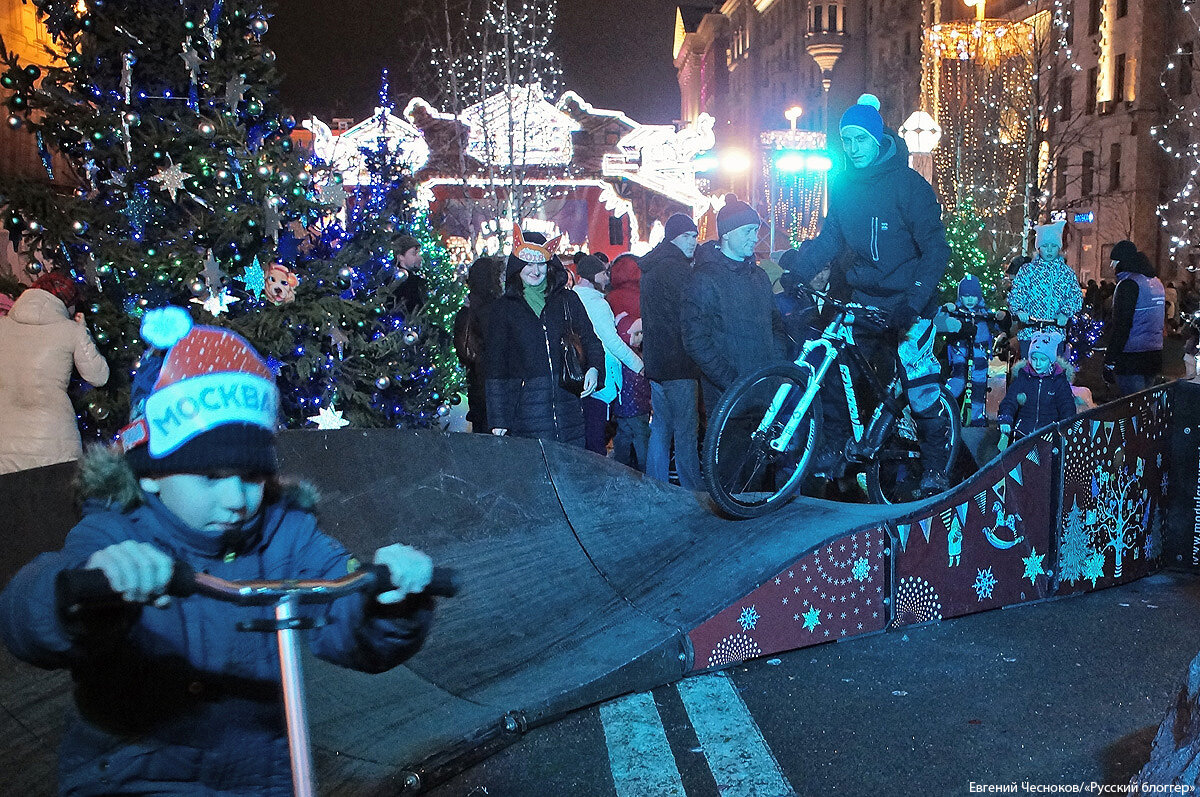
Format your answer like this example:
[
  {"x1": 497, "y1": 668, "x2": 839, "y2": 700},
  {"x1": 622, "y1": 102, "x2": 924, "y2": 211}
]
[
  {"x1": 958, "y1": 275, "x2": 983, "y2": 301},
  {"x1": 839, "y1": 94, "x2": 885, "y2": 146}
]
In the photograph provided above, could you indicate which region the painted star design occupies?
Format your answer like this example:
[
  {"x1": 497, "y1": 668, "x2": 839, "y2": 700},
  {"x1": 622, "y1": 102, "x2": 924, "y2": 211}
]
[
  {"x1": 1021, "y1": 548, "x2": 1046, "y2": 585},
  {"x1": 308, "y1": 405, "x2": 350, "y2": 430},
  {"x1": 802, "y1": 606, "x2": 821, "y2": 632},
  {"x1": 149, "y1": 161, "x2": 192, "y2": 202},
  {"x1": 201, "y1": 250, "x2": 227, "y2": 287}
]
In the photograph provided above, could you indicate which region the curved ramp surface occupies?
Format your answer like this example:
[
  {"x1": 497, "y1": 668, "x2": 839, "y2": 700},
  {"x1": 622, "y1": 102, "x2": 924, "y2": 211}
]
[{"x1": 272, "y1": 429, "x2": 910, "y2": 786}]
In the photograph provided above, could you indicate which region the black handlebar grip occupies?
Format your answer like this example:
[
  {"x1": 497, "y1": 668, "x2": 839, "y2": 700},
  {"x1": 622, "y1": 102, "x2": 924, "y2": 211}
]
[
  {"x1": 366, "y1": 564, "x2": 458, "y2": 598},
  {"x1": 56, "y1": 561, "x2": 198, "y2": 617}
]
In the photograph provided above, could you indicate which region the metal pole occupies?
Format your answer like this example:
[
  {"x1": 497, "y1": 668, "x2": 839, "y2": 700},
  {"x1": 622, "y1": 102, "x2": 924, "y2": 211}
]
[{"x1": 276, "y1": 597, "x2": 315, "y2": 797}]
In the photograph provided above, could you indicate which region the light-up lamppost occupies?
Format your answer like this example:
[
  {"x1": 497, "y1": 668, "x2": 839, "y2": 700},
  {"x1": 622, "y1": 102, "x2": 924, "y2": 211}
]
[
  {"x1": 899, "y1": 110, "x2": 942, "y2": 185},
  {"x1": 785, "y1": 105, "x2": 803, "y2": 131}
]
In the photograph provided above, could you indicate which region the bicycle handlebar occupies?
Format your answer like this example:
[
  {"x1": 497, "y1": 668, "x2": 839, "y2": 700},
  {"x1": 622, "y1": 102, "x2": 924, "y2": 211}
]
[
  {"x1": 794, "y1": 285, "x2": 889, "y2": 327},
  {"x1": 57, "y1": 561, "x2": 458, "y2": 617}
]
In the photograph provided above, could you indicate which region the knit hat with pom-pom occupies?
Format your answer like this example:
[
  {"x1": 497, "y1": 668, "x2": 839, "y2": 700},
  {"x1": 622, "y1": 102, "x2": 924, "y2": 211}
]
[
  {"x1": 839, "y1": 93, "x2": 885, "y2": 146},
  {"x1": 119, "y1": 306, "x2": 279, "y2": 476}
]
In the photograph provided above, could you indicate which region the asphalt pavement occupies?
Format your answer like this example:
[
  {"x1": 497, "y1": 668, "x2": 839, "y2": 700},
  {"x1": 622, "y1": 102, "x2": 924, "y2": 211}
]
[{"x1": 423, "y1": 571, "x2": 1200, "y2": 797}]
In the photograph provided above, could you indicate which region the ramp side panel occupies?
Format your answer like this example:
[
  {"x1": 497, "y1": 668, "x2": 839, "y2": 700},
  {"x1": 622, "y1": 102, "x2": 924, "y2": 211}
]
[
  {"x1": 276, "y1": 430, "x2": 681, "y2": 709},
  {"x1": 891, "y1": 433, "x2": 1056, "y2": 624},
  {"x1": 541, "y1": 443, "x2": 905, "y2": 629},
  {"x1": 1056, "y1": 389, "x2": 1171, "y2": 595},
  {"x1": 686, "y1": 525, "x2": 891, "y2": 672}
]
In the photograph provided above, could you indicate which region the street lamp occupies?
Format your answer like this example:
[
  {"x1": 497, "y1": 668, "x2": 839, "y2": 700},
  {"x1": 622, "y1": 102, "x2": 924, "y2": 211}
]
[
  {"x1": 899, "y1": 110, "x2": 942, "y2": 184},
  {"x1": 785, "y1": 105, "x2": 803, "y2": 131}
]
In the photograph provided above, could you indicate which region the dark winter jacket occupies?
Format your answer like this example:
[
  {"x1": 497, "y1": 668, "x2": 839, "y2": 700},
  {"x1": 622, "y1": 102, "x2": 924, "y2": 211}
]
[
  {"x1": 0, "y1": 448, "x2": 433, "y2": 796},
  {"x1": 484, "y1": 281, "x2": 603, "y2": 447},
  {"x1": 454, "y1": 299, "x2": 494, "y2": 428},
  {"x1": 680, "y1": 241, "x2": 787, "y2": 405},
  {"x1": 997, "y1": 360, "x2": 1077, "y2": 437},
  {"x1": 781, "y1": 133, "x2": 950, "y2": 319},
  {"x1": 1107, "y1": 266, "x2": 1165, "y2": 376},
  {"x1": 638, "y1": 239, "x2": 699, "y2": 382}
]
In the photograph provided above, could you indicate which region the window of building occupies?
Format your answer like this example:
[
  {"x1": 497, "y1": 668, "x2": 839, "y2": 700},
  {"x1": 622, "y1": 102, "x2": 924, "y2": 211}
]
[
  {"x1": 1082, "y1": 150, "x2": 1094, "y2": 196},
  {"x1": 1088, "y1": 0, "x2": 1101, "y2": 35},
  {"x1": 1183, "y1": 42, "x2": 1195, "y2": 96},
  {"x1": 1109, "y1": 143, "x2": 1121, "y2": 191},
  {"x1": 813, "y1": 5, "x2": 823, "y2": 31},
  {"x1": 1060, "y1": 76, "x2": 1072, "y2": 121},
  {"x1": 1115, "y1": 53, "x2": 1126, "y2": 103},
  {"x1": 1086, "y1": 67, "x2": 1098, "y2": 114},
  {"x1": 828, "y1": 4, "x2": 838, "y2": 32},
  {"x1": 1056, "y1": 155, "x2": 1068, "y2": 198},
  {"x1": 1117, "y1": 0, "x2": 1127, "y2": 18}
]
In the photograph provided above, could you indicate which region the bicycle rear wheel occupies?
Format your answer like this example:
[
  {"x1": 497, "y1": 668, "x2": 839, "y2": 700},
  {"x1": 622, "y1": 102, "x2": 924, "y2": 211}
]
[
  {"x1": 865, "y1": 388, "x2": 962, "y2": 504},
  {"x1": 702, "y1": 362, "x2": 822, "y2": 518}
]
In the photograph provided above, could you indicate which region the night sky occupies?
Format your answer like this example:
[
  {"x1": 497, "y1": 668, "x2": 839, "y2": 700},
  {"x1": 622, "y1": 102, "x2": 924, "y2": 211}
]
[{"x1": 271, "y1": 0, "x2": 683, "y2": 126}]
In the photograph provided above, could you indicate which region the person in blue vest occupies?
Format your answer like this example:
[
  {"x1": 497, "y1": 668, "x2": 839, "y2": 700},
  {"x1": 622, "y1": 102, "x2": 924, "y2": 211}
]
[{"x1": 1104, "y1": 241, "x2": 1165, "y2": 396}]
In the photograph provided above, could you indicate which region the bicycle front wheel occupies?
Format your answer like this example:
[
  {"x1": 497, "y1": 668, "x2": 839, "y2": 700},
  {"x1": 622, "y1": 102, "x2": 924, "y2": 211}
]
[
  {"x1": 702, "y1": 362, "x2": 822, "y2": 518},
  {"x1": 865, "y1": 387, "x2": 962, "y2": 505}
]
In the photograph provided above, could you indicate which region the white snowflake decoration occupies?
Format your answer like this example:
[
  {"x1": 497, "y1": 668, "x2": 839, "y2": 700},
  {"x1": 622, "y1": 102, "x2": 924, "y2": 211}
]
[
  {"x1": 852, "y1": 557, "x2": 870, "y2": 582},
  {"x1": 973, "y1": 568, "x2": 997, "y2": 601},
  {"x1": 308, "y1": 405, "x2": 350, "y2": 430},
  {"x1": 190, "y1": 288, "x2": 238, "y2": 317},
  {"x1": 737, "y1": 605, "x2": 760, "y2": 631}
]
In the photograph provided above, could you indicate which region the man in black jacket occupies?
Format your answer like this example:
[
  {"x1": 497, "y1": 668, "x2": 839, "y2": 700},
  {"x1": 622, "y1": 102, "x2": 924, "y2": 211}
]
[
  {"x1": 681, "y1": 196, "x2": 788, "y2": 413},
  {"x1": 781, "y1": 94, "x2": 952, "y2": 497},
  {"x1": 640, "y1": 213, "x2": 702, "y2": 489}
]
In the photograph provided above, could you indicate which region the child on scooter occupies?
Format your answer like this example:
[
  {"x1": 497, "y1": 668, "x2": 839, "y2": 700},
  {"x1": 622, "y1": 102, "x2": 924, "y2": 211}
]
[{"x1": 0, "y1": 307, "x2": 437, "y2": 796}]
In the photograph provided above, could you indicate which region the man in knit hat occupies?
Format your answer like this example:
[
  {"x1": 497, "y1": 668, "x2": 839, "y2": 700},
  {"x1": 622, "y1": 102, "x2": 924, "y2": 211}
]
[
  {"x1": 680, "y1": 194, "x2": 787, "y2": 413},
  {"x1": 0, "y1": 306, "x2": 438, "y2": 795},
  {"x1": 639, "y1": 212, "x2": 703, "y2": 489},
  {"x1": 778, "y1": 93, "x2": 953, "y2": 497}
]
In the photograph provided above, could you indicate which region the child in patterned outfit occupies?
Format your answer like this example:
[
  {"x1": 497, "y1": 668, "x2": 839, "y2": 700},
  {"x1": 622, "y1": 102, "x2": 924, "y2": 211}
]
[
  {"x1": 1007, "y1": 220, "x2": 1082, "y2": 358},
  {"x1": 612, "y1": 312, "x2": 652, "y2": 470}
]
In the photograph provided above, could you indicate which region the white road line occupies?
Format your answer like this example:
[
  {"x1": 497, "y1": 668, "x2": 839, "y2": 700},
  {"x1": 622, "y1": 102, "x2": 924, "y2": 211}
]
[
  {"x1": 676, "y1": 673, "x2": 796, "y2": 797},
  {"x1": 600, "y1": 691, "x2": 688, "y2": 797}
]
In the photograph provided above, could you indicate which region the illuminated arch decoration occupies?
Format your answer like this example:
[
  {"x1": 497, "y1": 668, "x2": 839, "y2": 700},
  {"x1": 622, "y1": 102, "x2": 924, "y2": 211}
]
[
  {"x1": 303, "y1": 109, "x2": 430, "y2": 188},
  {"x1": 921, "y1": 9, "x2": 1034, "y2": 219},
  {"x1": 460, "y1": 83, "x2": 579, "y2": 168}
]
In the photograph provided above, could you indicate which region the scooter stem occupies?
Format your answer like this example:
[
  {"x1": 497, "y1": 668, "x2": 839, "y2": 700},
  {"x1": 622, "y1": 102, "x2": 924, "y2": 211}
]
[{"x1": 276, "y1": 596, "x2": 316, "y2": 797}]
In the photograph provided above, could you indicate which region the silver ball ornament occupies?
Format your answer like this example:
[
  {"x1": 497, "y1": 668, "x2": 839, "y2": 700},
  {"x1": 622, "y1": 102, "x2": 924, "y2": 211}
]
[
  {"x1": 250, "y1": 18, "x2": 269, "y2": 36},
  {"x1": 190, "y1": 279, "x2": 206, "y2": 295},
  {"x1": 72, "y1": 220, "x2": 88, "y2": 234},
  {"x1": 6, "y1": 115, "x2": 21, "y2": 129},
  {"x1": 123, "y1": 110, "x2": 140, "y2": 126},
  {"x1": 198, "y1": 120, "x2": 216, "y2": 137},
  {"x1": 402, "y1": 327, "x2": 420, "y2": 346},
  {"x1": 436, "y1": 403, "x2": 451, "y2": 418},
  {"x1": 375, "y1": 376, "x2": 390, "y2": 389}
]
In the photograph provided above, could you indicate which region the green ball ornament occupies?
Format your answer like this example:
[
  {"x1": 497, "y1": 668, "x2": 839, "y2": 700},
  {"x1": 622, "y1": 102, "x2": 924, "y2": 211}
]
[
  {"x1": 23, "y1": 65, "x2": 40, "y2": 80},
  {"x1": 66, "y1": 52, "x2": 83, "y2": 68},
  {"x1": 184, "y1": 20, "x2": 196, "y2": 30},
  {"x1": 11, "y1": 95, "x2": 27, "y2": 109},
  {"x1": 246, "y1": 100, "x2": 262, "y2": 116},
  {"x1": 290, "y1": 185, "x2": 304, "y2": 197},
  {"x1": 0, "y1": 74, "x2": 16, "y2": 89},
  {"x1": 94, "y1": 329, "x2": 107, "y2": 343}
]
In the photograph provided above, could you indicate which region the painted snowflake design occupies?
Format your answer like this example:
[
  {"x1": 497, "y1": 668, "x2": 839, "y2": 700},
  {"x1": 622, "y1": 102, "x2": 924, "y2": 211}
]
[
  {"x1": 801, "y1": 606, "x2": 821, "y2": 632},
  {"x1": 852, "y1": 557, "x2": 870, "y2": 582},
  {"x1": 737, "y1": 605, "x2": 760, "y2": 631},
  {"x1": 974, "y1": 568, "x2": 997, "y2": 601},
  {"x1": 1021, "y1": 549, "x2": 1046, "y2": 585},
  {"x1": 1083, "y1": 552, "x2": 1106, "y2": 587}
]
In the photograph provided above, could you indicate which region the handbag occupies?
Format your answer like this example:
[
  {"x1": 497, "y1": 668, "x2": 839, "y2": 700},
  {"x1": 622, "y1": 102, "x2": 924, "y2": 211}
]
[{"x1": 560, "y1": 299, "x2": 587, "y2": 396}]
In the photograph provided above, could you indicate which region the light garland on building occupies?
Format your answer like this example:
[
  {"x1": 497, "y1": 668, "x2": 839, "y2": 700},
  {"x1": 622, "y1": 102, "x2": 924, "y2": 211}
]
[{"x1": 1152, "y1": 3, "x2": 1200, "y2": 267}]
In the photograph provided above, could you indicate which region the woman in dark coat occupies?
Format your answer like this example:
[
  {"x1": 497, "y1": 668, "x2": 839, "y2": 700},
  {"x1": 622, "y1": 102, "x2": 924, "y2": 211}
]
[
  {"x1": 454, "y1": 256, "x2": 504, "y2": 432},
  {"x1": 485, "y1": 229, "x2": 603, "y2": 447}
]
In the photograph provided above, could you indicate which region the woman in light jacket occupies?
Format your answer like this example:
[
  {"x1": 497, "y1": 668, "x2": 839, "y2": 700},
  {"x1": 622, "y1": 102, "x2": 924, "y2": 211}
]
[{"x1": 0, "y1": 271, "x2": 109, "y2": 473}]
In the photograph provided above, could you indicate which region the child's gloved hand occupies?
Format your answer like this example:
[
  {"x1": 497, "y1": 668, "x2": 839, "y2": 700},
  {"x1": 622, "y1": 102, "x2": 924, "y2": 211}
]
[
  {"x1": 373, "y1": 544, "x2": 433, "y2": 604},
  {"x1": 85, "y1": 540, "x2": 175, "y2": 607},
  {"x1": 998, "y1": 424, "x2": 1012, "y2": 450}
]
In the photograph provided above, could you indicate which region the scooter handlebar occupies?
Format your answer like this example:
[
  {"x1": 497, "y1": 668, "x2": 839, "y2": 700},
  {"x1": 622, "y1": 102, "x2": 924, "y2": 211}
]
[{"x1": 57, "y1": 561, "x2": 457, "y2": 617}]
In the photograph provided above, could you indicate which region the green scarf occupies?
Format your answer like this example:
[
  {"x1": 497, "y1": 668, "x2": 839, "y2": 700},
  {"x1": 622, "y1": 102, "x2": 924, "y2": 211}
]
[{"x1": 523, "y1": 281, "x2": 547, "y2": 317}]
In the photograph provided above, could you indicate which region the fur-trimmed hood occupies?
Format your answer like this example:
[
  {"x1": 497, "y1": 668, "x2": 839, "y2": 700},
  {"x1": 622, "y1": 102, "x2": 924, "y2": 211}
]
[{"x1": 75, "y1": 444, "x2": 320, "y2": 513}]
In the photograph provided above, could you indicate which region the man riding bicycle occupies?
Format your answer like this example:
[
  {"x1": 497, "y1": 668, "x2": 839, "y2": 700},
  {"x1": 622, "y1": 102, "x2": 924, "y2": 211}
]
[{"x1": 780, "y1": 93, "x2": 952, "y2": 497}]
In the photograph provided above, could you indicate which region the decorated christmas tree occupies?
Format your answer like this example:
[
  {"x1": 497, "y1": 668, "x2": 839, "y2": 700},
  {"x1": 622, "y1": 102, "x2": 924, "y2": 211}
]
[
  {"x1": 0, "y1": 1, "x2": 463, "y2": 436},
  {"x1": 938, "y1": 196, "x2": 1005, "y2": 305}
]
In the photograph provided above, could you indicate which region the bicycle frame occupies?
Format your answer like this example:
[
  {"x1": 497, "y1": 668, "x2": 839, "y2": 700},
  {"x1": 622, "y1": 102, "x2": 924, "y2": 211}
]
[{"x1": 757, "y1": 308, "x2": 900, "y2": 455}]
